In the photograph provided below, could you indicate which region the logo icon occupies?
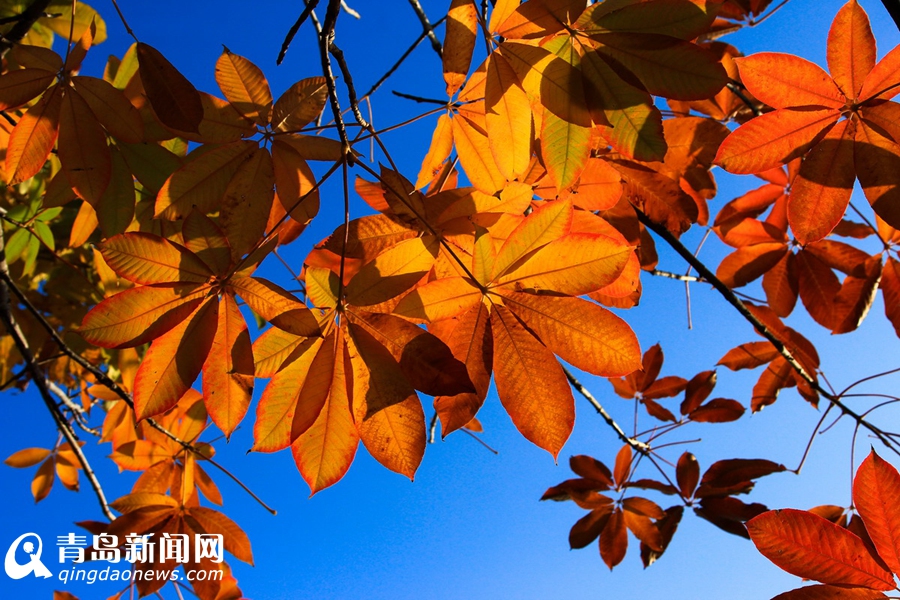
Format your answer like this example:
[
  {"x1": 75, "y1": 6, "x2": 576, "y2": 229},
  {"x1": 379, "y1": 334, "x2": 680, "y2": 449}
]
[{"x1": 5, "y1": 533, "x2": 52, "y2": 579}]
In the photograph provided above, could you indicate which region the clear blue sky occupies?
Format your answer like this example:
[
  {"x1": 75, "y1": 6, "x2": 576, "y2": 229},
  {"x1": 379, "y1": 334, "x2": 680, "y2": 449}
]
[{"x1": 2, "y1": 1, "x2": 900, "y2": 598}]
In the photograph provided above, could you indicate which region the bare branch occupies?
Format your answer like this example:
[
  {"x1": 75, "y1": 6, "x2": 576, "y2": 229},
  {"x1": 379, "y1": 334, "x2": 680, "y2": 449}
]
[{"x1": 406, "y1": 0, "x2": 442, "y2": 58}]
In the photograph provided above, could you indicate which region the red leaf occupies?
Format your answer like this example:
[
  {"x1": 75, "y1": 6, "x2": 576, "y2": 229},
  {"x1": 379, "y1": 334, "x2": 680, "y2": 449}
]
[
  {"x1": 748, "y1": 509, "x2": 895, "y2": 590},
  {"x1": 853, "y1": 450, "x2": 900, "y2": 576}
]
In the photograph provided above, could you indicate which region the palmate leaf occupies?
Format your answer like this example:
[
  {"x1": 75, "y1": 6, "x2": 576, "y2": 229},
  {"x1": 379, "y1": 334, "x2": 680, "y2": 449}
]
[
  {"x1": 215, "y1": 47, "x2": 273, "y2": 126},
  {"x1": 136, "y1": 42, "x2": 203, "y2": 133}
]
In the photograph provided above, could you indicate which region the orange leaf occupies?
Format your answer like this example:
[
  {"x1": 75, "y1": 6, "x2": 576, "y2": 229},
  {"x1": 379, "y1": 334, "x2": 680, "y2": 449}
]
[
  {"x1": 771, "y1": 586, "x2": 887, "y2": 600},
  {"x1": 186, "y1": 506, "x2": 254, "y2": 565},
  {"x1": 347, "y1": 323, "x2": 425, "y2": 479},
  {"x1": 156, "y1": 141, "x2": 256, "y2": 219},
  {"x1": 495, "y1": 233, "x2": 632, "y2": 296},
  {"x1": 491, "y1": 304, "x2": 573, "y2": 458},
  {"x1": 221, "y1": 145, "x2": 275, "y2": 258},
  {"x1": 72, "y1": 76, "x2": 144, "y2": 143},
  {"x1": 252, "y1": 337, "x2": 322, "y2": 452},
  {"x1": 99, "y1": 232, "x2": 213, "y2": 285},
  {"x1": 716, "y1": 242, "x2": 788, "y2": 288},
  {"x1": 182, "y1": 210, "x2": 232, "y2": 277},
  {"x1": 827, "y1": 0, "x2": 876, "y2": 100},
  {"x1": 132, "y1": 298, "x2": 219, "y2": 421},
  {"x1": 292, "y1": 330, "x2": 359, "y2": 494},
  {"x1": 271, "y1": 77, "x2": 327, "y2": 132},
  {"x1": 229, "y1": 276, "x2": 320, "y2": 337},
  {"x1": 349, "y1": 311, "x2": 473, "y2": 397},
  {"x1": 345, "y1": 236, "x2": 439, "y2": 306},
  {"x1": 443, "y1": 0, "x2": 478, "y2": 97},
  {"x1": 715, "y1": 108, "x2": 840, "y2": 174},
  {"x1": 796, "y1": 248, "x2": 841, "y2": 329},
  {"x1": 854, "y1": 121, "x2": 900, "y2": 230},
  {"x1": 600, "y1": 507, "x2": 628, "y2": 569},
  {"x1": 736, "y1": 53, "x2": 846, "y2": 109},
  {"x1": 717, "y1": 341, "x2": 780, "y2": 371},
  {"x1": 6, "y1": 84, "x2": 61, "y2": 185},
  {"x1": 881, "y1": 257, "x2": 900, "y2": 337},
  {"x1": 136, "y1": 43, "x2": 203, "y2": 133},
  {"x1": 496, "y1": 0, "x2": 584, "y2": 39},
  {"x1": 393, "y1": 276, "x2": 483, "y2": 322},
  {"x1": 859, "y1": 44, "x2": 900, "y2": 102},
  {"x1": 215, "y1": 47, "x2": 272, "y2": 126},
  {"x1": 747, "y1": 508, "x2": 895, "y2": 590},
  {"x1": 853, "y1": 450, "x2": 900, "y2": 576},
  {"x1": 432, "y1": 301, "x2": 493, "y2": 436},
  {"x1": 31, "y1": 458, "x2": 54, "y2": 502},
  {"x1": 4, "y1": 447, "x2": 51, "y2": 468},
  {"x1": 501, "y1": 292, "x2": 640, "y2": 377},
  {"x1": 272, "y1": 138, "x2": 319, "y2": 225},
  {"x1": 494, "y1": 198, "x2": 573, "y2": 277},
  {"x1": 78, "y1": 283, "x2": 210, "y2": 349},
  {"x1": 0, "y1": 68, "x2": 55, "y2": 111},
  {"x1": 789, "y1": 119, "x2": 857, "y2": 245},
  {"x1": 58, "y1": 87, "x2": 112, "y2": 205},
  {"x1": 832, "y1": 255, "x2": 882, "y2": 334},
  {"x1": 202, "y1": 293, "x2": 254, "y2": 438}
]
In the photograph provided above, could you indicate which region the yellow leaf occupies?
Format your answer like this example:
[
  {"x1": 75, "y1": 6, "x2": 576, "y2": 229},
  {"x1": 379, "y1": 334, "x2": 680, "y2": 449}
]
[
  {"x1": 4, "y1": 447, "x2": 51, "y2": 468},
  {"x1": 451, "y1": 114, "x2": 507, "y2": 194},
  {"x1": 486, "y1": 52, "x2": 534, "y2": 180},
  {"x1": 415, "y1": 113, "x2": 454, "y2": 189},
  {"x1": 253, "y1": 337, "x2": 324, "y2": 452},
  {"x1": 496, "y1": 233, "x2": 631, "y2": 295},
  {"x1": 494, "y1": 198, "x2": 573, "y2": 278}
]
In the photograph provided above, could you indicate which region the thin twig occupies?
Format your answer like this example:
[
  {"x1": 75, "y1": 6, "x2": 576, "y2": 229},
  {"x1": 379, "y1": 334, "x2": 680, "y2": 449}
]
[
  {"x1": 406, "y1": 0, "x2": 442, "y2": 58},
  {"x1": 726, "y1": 82, "x2": 762, "y2": 117},
  {"x1": 650, "y1": 269, "x2": 704, "y2": 282},
  {"x1": 0, "y1": 0, "x2": 52, "y2": 58},
  {"x1": 361, "y1": 16, "x2": 448, "y2": 99},
  {"x1": 277, "y1": 0, "x2": 321, "y2": 65},
  {"x1": 635, "y1": 208, "x2": 899, "y2": 454},
  {"x1": 109, "y1": 0, "x2": 138, "y2": 43},
  {"x1": 0, "y1": 228, "x2": 114, "y2": 521},
  {"x1": 562, "y1": 366, "x2": 650, "y2": 453}
]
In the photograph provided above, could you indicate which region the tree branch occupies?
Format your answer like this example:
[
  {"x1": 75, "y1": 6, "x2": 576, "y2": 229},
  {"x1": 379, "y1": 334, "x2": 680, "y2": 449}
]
[
  {"x1": 635, "y1": 208, "x2": 899, "y2": 453},
  {"x1": 0, "y1": 0, "x2": 52, "y2": 58},
  {"x1": 562, "y1": 366, "x2": 650, "y2": 453},
  {"x1": 0, "y1": 228, "x2": 114, "y2": 521},
  {"x1": 406, "y1": 0, "x2": 442, "y2": 58}
]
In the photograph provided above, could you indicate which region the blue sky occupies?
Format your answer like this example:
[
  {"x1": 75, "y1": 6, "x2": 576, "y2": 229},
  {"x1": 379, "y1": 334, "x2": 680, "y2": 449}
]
[{"x1": 2, "y1": 1, "x2": 900, "y2": 598}]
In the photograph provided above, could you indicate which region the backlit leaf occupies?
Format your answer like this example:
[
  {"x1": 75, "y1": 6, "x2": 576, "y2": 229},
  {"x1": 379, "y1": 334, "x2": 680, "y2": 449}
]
[
  {"x1": 216, "y1": 47, "x2": 273, "y2": 126},
  {"x1": 748, "y1": 509, "x2": 895, "y2": 590},
  {"x1": 443, "y1": 0, "x2": 478, "y2": 97},
  {"x1": 133, "y1": 298, "x2": 219, "y2": 421},
  {"x1": 491, "y1": 304, "x2": 574, "y2": 458},
  {"x1": 853, "y1": 450, "x2": 900, "y2": 576}
]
